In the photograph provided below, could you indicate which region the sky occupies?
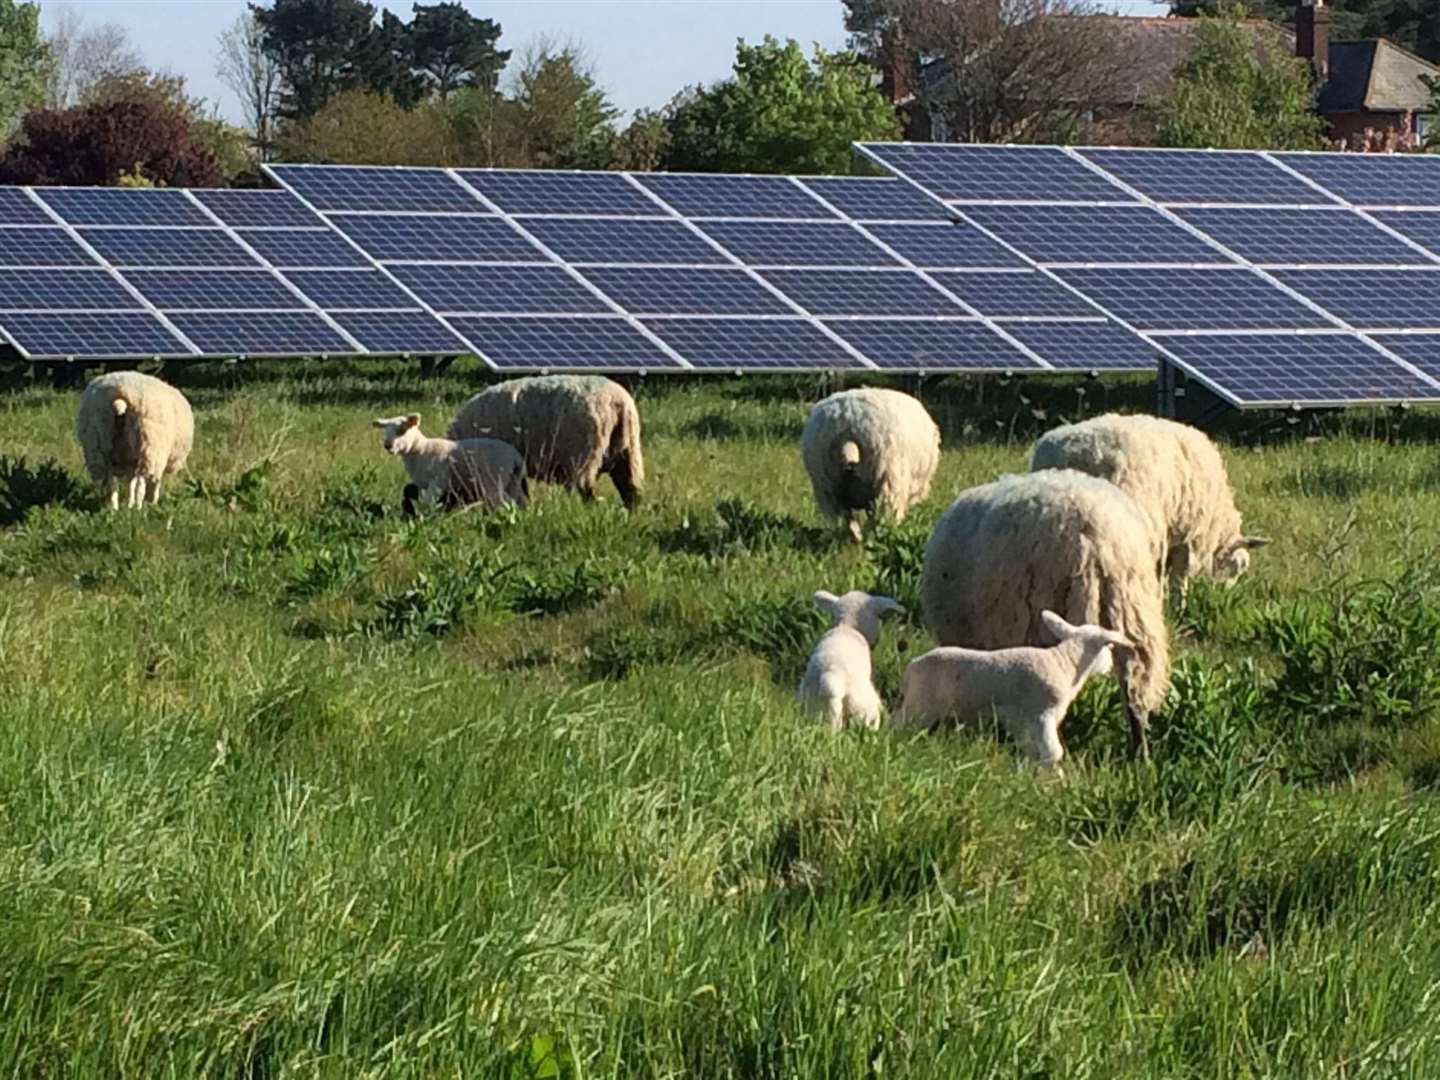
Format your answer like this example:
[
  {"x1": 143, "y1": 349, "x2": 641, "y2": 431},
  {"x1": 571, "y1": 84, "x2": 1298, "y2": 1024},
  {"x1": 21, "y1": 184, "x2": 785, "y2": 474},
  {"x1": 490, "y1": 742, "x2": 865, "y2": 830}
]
[{"x1": 41, "y1": 0, "x2": 1170, "y2": 125}]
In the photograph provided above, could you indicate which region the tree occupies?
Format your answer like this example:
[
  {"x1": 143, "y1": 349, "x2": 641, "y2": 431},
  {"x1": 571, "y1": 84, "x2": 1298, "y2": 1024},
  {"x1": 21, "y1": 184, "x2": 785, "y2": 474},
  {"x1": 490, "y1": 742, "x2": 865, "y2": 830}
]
[
  {"x1": 252, "y1": 0, "x2": 379, "y2": 120},
  {"x1": 1170, "y1": 0, "x2": 1438, "y2": 64},
  {"x1": 217, "y1": 10, "x2": 281, "y2": 159},
  {"x1": 505, "y1": 42, "x2": 618, "y2": 169},
  {"x1": 0, "y1": 93, "x2": 222, "y2": 186},
  {"x1": 43, "y1": 8, "x2": 143, "y2": 109},
  {"x1": 1156, "y1": 3, "x2": 1326, "y2": 149},
  {"x1": 411, "y1": 2, "x2": 508, "y2": 101},
  {"x1": 665, "y1": 36, "x2": 898, "y2": 174},
  {"x1": 276, "y1": 87, "x2": 451, "y2": 164},
  {"x1": 611, "y1": 109, "x2": 669, "y2": 172},
  {"x1": 0, "y1": 0, "x2": 48, "y2": 134},
  {"x1": 356, "y1": 8, "x2": 426, "y2": 109}
]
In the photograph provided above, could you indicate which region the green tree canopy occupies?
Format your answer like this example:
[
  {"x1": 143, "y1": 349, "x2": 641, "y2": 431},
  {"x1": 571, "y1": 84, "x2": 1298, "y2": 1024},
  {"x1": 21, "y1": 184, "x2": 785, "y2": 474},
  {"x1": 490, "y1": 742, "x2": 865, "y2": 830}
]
[
  {"x1": 665, "y1": 36, "x2": 899, "y2": 175},
  {"x1": 410, "y1": 2, "x2": 509, "y2": 101},
  {"x1": 1170, "y1": 0, "x2": 1438, "y2": 64},
  {"x1": 1157, "y1": 3, "x2": 1327, "y2": 149},
  {"x1": 277, "y1": 86, "x2": 451, "y2": 164},
  {"x1": 252, "y1": 0, "x2": 387, "y2": 120},
  {"x1": 0, "y1": 0, "x2": 48, "y2": 133},
  {"x1": 506, "y1": 46, "x2": 618, "y2": 169}
]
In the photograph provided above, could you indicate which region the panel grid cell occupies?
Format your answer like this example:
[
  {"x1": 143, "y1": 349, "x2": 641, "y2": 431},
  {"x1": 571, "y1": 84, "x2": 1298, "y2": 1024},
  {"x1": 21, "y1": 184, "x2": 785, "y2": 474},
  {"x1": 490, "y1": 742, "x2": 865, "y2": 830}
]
[
  {"x1": 696, "y1": 220, "x2": 900, "y2": 268},
  {"x1": 282, "y1": 270, "x2": 422, "y2": 310},
  {"x1": 827, "y1": 319, "x2": 1042, "y2": 371},
  {"x1": 643, "y1": 317, "x2": 861, "y2": 368},
  {"x1": 797, "y1": 177, "x2": 955, "y2": 221},
  {"x1": 1272, "y1": 152, "x2": 1440, "y2": 207},
  {"x1": 928, "y1": 271, "x2": 1100, "y2": 318},
  {"x1": 520, "y1": 217, "x2": 728, "y2": 265},
  {"x1": 388, "y1": 264, "x2": 610, "y2": 314},
  {"x1": 963, "y1": 204, "x2": 1234, "y2": 265},
  {"x1": 1051, "y1": 267, "x2": 1332, "y2": 330},
  {"x1": 332, "y1": 310, "x2": 468, "y2": 354},
  {"x1": 858, "y1": 143, "x2": 1133, "y2": 203},
  {"x1": 167, "y1": 311, "x2": 354, "y2": 355},
  {"x1": 329, "y1": 214, "x2": 545, "y2": 263},
  {"x1": 863, "y1": 223, "x2": 1025, "y2": 269},
  {"x1": 1173, "y1": 207, "x2": 1431, "y2": 266},
  {"x1": 0, "y1": 189, "x2": 60, "y2": 225},
  {"x1": 0, "y1": 269, "x2": 141, "y2": 310},
  {"x1": 634, "y1": 173, "x2": 835, "y2": 219},
  {"x1": 1004, "y1": 320, "x2": 1153, "y2": 370},
  {"x1": 582, "y1": 267, "x2": 793, "y2": 316},
  {"x1": 1371, "y1": 335, "x2": 1440, "y2": 383},
  {"x1": 459, "y1": 170, "x2": 665, "y2": 217},
  {"x1": 1268, "y1": 269, "x2": 1440, "y2": 329},
  {"x1": 240, "y1": 229, "x2": 373, "y2": 269},
  {"x1": 36, "y1": 188, "x2": 214, "y2": 226},
  {"x1": 82, "y1": 228, "x2": 260, "y2": 268},
  {"x1": 127, "y1": 270, "x2": 306, "y2": 311},
  {"x1": 757, "y1": 269, "x2": 967, "y2": 316},
  {"x1": 448, "y1": 315, "x2": 680, "y2": 369},
  {"x1": 269, "y1": 165, "x2": 481, "y2": 212},
  {"x1": 1079, "y1": 149, "x2": 1338, "y2": 205},
  {"x1": 1371, "y1": 212, "x2": 1440, "y2": 259},
  {"x1": 0, "y1": 228, "x2": 100, "y2": 267},
  {"x1": 194, "y1": 188, "x2": 324, "y2": 228},
  {"x1": 0, "y1": 312, "x2": 191, "y2": 358}
]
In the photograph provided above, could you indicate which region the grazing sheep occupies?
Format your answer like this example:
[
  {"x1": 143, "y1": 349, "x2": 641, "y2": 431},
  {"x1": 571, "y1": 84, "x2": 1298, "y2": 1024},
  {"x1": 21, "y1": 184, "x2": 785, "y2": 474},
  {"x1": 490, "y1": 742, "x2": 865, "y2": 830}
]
[
  {"x1": 800, "y1": 387, "x2": 941, "y2": 541},
  {"x1": 374, "y1": 413, "x2": 527, "y2": 511},
  {"x1": 797, "y1": 590, "x2": 905, "y2": 731},
  {"x1": 920, "y1": 470, "x2": 1168, "y2": 759},
  {"x1": 894, "y1": 610, "x2": 1134, "y2": 766},
  {"x1": 446, "y1": 375, "x2": 644, "y2": 508},
  {"x1": 1030, "y1": 413, "x2": 1268, "y2": 595},
  {"x1": 74, "y1": 370, "x2": 193, "y2": 510}
]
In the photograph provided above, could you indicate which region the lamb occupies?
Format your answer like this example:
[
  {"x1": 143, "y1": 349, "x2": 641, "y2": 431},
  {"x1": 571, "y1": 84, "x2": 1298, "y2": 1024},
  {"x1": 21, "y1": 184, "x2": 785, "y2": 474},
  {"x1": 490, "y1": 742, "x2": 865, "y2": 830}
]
[
  {"x1": 446, "y1": 375, "x2": 644, "y2": 509},
  {"x1": 797, "y1": 590, "x2": 905, "y2": 731},
  {"x1": 1029, "y1": 413, "x2": 1268, "y2": 595},
  {"x1": 919, "y1": 469, "x2": 1169, "y2": 759},
  {"x1": 74, "y1": 370, "x2": 193, "y2": 510},
  {"x1": 800, "y1": 387, "x2": 941, "y2": 541},
  {"x1": 894, "y1": 610, "x2": 1134, "y2": 766},
  {"x1": 374, "y1": 413, "x2": 527, "y2": 511}
]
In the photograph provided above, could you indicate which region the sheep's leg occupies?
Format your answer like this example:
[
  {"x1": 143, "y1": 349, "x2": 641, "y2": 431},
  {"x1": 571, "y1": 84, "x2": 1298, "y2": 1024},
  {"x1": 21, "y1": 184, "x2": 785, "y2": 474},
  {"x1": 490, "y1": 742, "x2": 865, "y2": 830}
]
[
  {"x1": 126, "y1": 475, "x2": 144, "y2": 508},
  {"x1": 849, "y1": 684, "x2": 883, "y2": 732},
  {"x1": 845, "y1": 513, "x2": 863, "y2": 543},
  {"x1": 104, "y1": 478, "x2": 119, "y2": 512},
  {"x1": 147, "y1": 476, "x2": 162, "y2": 505}
]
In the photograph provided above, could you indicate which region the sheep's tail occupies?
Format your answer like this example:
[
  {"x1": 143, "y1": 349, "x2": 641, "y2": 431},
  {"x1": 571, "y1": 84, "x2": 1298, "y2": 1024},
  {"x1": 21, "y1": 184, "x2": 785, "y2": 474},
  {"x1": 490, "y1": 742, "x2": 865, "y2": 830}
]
[
  {"x1": 608, "y1": 394, "x2": 644, "y2": 510},
  {"x1": 839, "y1": 440, "x2": 861, "y2": 467},
  {"x1": 112, "y1": 397, "x2": 129, "y2": 417}
]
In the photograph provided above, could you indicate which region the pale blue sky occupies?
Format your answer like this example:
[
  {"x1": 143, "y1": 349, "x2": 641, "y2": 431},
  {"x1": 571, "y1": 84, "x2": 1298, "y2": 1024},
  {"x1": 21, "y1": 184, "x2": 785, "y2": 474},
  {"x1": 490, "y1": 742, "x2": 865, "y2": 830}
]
[{"x1": 43, "y1": 0, "x2": 1169, "y2": 124}]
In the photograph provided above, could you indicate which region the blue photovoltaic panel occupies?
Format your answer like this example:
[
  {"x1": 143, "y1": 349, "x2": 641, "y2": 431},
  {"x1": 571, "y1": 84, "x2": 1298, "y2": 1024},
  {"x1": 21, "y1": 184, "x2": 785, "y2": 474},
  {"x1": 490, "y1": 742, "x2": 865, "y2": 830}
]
[
  {"x1": 757, "y1": 269, "x2": 966, "y2": 316},
  {"x1": 1004, "y1": 320, "x2": 1153, "y2": 370},
  {"x1": 1160, "y1": 333, "x2": 1440, "y2": 406},
  {"x1": 581, "y1": 267, "x2": 792, "y2": 316},
  {"x1": 36, "y1": 188, "x2": 213, "y2": 227},
  {"x1": 241, "y1": 229, "x2": 373, "y2": 269},
  {"x1": 331, "y1": 214, "x2": 542, "y2": 263},
  {"x1": 827, "y1": 319, "x2": 1041, "y2": 371},
  {"x1": 697, "y1": 220, "x2": 899, "y2": 267},
  {"x1": 83, "y1": 228, "x2": 260, "y2": 268},
  {"x1": 458, "y1": 170, "x2": 664, "y2": 217},
  {"x1": 1078, "y1": 149, "x2": 1336, "y2": 205},
  {"x1": 928, "y1": 271, "x2": 1099, "y2": 318},
  {"x1": 1172, "y1": 208, "x2": 1430, "y2": 266},
  {"x1": 167, "y1": 311, "x2": 353, "y2": 355},
  {"x1": 0, "y1": 189, "x2": 57, "y2": 225},
  {"x1": 282, "y1": 270, "x2": 420, "y2": 309},
  {"x1": 635, "y1": 173, "x2": 833, "y2": 219},
  {"x1": 1271, "y1": 152, "x2": 1440, "y2": 207},
  {"x1": 388, "y1": 264, "x2": 609, "y2": 314},
  {"x1": 1371, "y1": 334, "x2": 1440, "y2": 382},
  {"x1": 0, "y1": 269, "x2": 140, "y2": 310},
  {"x1": 1052, "y1": 267, "x2": 1332, "y2": 330},
  {"x1": 0, "y1": 228, "x2": 99, "y2": 266},
  {"x1": 1369, "y1": 212, "x2": 1440, "y2": 259},
  {"x1": 644, "y1": 317, "x2": 859, "y2": 369},
  {"x1": 858, "y1": 143, "x2": 1131, "y2": 203},
  {"x1": 962, "y1": 205, "x2": 1231, "y2": 265},
  {"x1": 193, "y1": 188, "x2": 323, "y2": 229},
  {"x1": 447, "y1": 315, "x2": 680, "y2": 369},
  {"x1": 1268, "y1": 269, "x2": 1440, "y2": 329},
  {"x1": 127, "y1": 270, "x2": 303, "y2": 310},
  {"x1": 520, "y1": 217, "x2": 728, "y2": 265},
  {"x1": 863, "y1": 223, "x2": 1026, "y2": 269},
  {"x1": 331, "y1": 310, "x2": 468, "y2": 354},
  {"x1": 0, "y1": 312, "x2": 189, "y2": 357},
  {"x1": 797, "y1": 177, "x2": 955, "y2": 221},
  {"x1": 268, "y1": 165, "x2": 480, "y2": 213}
]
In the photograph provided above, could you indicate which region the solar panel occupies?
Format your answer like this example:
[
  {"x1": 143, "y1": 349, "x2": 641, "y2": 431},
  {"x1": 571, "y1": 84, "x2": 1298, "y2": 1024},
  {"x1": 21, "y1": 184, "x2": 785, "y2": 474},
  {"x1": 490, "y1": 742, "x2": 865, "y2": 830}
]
[
  {"x1": 928, "y1": 271, "x2": 1099, "y2": 318},
  {"x1": 757, "y1": 269, "x2": 966, "y2": 316},
  {"x1": 327, "y1": 214, "x2": 541, "y2": 263},
  {"x1": 36, "y1": 188, "x2": 214, "y2": 227},
  {"x1": 127, "y1": 269, "x2": 304, "y2": 310},
  {"x1": 863, "y1": 223, "x2": 1026, "y2": 269},
  {"x1": 1077, "y1": 149, "x2": 1335, "y2": 206},
  {"x1": 796, "y1": 177, "x2": 955, "y2": 221},
  {"x1": 457, "y1": 169, "x2": 665, "y2": 217},
  {"x1": 0, "y1": 189, "x2": 58, "y2": 225},
  {"x1": 240, "y1": 229, "x2": 372, "y2": 269},
  {"x1": 0, "y1": 312, "x2": 191, "y2": 358},
  {"x1": 193, "y1": 189, "x2": 323, "y2": 229},
  {"x1": 1004, "y1": 320, "x2": 1153, "y2": 370},
  {"x1": 0, "y1": 229, "x2": 100, "y2": 266},
  {"x1": 696, "y1": 220, "x2": 900, "y2": 267},
  {"x1": 388, "y1": 263, "x2": 609, "y2": 314},
  {"x1": 1268, "y1": 269, "x2": 1440, "y2": 329},
  {"x1": 1369, "y1": 212, "x2": 1440, "y2": 259},
  {"x1": 448, "y1": 315, "x2": 681, "y2": 370},
  {"x1": 1159, "y1": 333, "x2": 1440, "y2": 406},
  {"x1": 582, "y1": 267, "x2": 793, "y2": 316},
  {"x1": 1371, "y1": 334, "x2": 1440, "y2": 381},
  {"x1": 331, "y1": 310, "x2": 469, "y2": 354},
  {"x1": 0, "y1": 269, "x2": 140, "y2": 310},
  {"x1": 519, "y1": 217, "x2": 728, "y2": 265},
  {"x1": 268, "y1": 165, "x2": 479, "y2": 212},
  {"x1": 825, "y1": 319, "x2": 1041, "y2": 371},
  {"x1": 962, "y1": 204, "x2": 1231, "y2": 265},
  {"x1": 83, "y1": 228, "x2": 261, "y2": 268},
  {"x1": 632, "y1": 174, "x2": 833, "y2": 219},
  {"x1": 1052, "y1": 267, "x2": 1332, "y2": 330},
  {"x1": 1172, "y1": 207, "x2": 1431, "y2": 266},
  {"x1": 1271, "y1": 152, "x2": 1440, "y2": 207},
  {"x1": 168, "y1": 311, "x2": 353, "y2": 355},
  {"x1": 857, "y1": 143, "x2": 1131, "y2": 203},
  {"x1": 281, "y1": 269, "x2": 421, "y2": 309},
  {"x1": 643, "y1": 317, "x2": 862, "y2": 369}
]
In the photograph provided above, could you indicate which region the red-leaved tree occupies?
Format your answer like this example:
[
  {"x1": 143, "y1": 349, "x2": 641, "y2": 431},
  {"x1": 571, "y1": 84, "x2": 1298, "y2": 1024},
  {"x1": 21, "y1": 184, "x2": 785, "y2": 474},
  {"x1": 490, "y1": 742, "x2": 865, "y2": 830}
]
[{"x1": 0, "y1": 93, "x2": 222, "y2": 186}]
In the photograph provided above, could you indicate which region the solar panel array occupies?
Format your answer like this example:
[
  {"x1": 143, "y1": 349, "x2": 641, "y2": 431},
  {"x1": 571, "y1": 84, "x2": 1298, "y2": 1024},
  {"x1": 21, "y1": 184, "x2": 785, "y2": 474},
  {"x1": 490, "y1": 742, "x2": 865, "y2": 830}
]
[{"x1": 858, "y1": 143, "x2": 1440, "y2": 408}]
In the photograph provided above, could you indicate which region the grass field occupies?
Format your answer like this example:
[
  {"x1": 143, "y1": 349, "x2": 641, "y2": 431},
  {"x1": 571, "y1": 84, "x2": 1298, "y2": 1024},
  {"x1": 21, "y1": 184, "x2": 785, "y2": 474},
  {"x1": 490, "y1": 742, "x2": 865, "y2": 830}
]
[{"x1": 6, "y1": 359, "x2": 1440, "y2": 1077}]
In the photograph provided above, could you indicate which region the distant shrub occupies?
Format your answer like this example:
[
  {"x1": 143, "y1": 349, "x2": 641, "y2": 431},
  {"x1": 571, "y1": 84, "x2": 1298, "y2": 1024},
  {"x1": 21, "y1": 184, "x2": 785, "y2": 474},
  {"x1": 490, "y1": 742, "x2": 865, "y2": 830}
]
[
  {"x1": 371, "y1": 562, "x2": 503, "y2": 639},
  {"x1": 506, "y1": 557, "x2": 627, "y2": 617}
]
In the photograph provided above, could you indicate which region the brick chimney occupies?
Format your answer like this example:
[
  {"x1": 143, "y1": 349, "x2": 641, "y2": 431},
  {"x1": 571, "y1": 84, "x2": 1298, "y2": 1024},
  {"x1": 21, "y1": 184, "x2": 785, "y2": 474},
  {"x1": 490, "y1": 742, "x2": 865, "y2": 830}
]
[{"x1": 1296, "y1": 0, "x2": 1330, "y2": 81}]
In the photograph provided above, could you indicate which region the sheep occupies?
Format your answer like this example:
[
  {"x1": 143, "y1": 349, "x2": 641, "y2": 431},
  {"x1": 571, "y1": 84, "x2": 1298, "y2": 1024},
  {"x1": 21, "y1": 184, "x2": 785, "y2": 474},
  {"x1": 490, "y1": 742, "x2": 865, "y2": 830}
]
[
  {"x1": 797, "y1": 590, "x2": 905, "y2": 731},
  {"x1": 800, "y1": 387, "x2": 941, "y2": 541},
  {"x1": 1029, "y1": 413, "x2": 1268, "y2": 596},
  {"x1": 374, "y1": 413, "x2": 527, "y2": 511},
  {"x1": 446, "y1": 375, "x2": 644, "y2": 509},
  {"x1": 74, "y1": 370, "x2": 193, "y2": 510},
  {"x1": 894, "y1": 610, "x2": 1134, "y2": 766},
  {"x1": 919, "y1": 469, "x2": 1168, "y2": 760}
]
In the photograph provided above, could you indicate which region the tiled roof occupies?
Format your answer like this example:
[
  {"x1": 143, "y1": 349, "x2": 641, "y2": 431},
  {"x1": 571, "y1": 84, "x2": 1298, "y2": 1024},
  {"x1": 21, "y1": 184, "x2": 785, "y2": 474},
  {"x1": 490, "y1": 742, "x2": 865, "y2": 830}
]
[{"x1": 1321, "y1": 38, "x2": 1440, "y2": 112}]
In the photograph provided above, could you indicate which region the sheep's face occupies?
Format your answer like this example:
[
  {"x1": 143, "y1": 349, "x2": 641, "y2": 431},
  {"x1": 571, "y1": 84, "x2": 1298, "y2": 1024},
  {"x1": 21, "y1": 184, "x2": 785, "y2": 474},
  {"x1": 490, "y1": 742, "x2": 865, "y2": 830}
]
[
  {"x1": 1040, "y1": 610, "x2": 1133, "y2": 680},
  {"x1": 374, "y1": 414, "x2": 422, "y2": 455},
  {"x1": 1212, "y1": 535, "x2": 1270, "y2": 585},
  {"x1": 814, "y1": 589, "x2": 905, "y2": 646}
]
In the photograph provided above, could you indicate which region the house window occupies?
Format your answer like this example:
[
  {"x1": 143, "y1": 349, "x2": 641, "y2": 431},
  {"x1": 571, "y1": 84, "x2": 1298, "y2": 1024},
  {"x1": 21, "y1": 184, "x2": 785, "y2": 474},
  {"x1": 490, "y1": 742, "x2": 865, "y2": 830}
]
[{"x1": 1417, "y1": 113, "x2": 1434, "y2": 143}]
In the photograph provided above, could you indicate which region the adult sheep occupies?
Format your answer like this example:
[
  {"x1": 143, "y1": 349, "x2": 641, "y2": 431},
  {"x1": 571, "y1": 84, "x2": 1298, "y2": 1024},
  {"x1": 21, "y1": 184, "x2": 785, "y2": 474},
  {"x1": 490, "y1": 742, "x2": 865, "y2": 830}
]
[
  {"x1": 1030, "y1": 413, "x2": 1267, "y2": 595},
  {"x1": 446, "y1": 375, "x2": 643, "y2": 508},
  {"x1": 75, "y1": 371, "x2": 193, "y2": 510},
  {"x1": 919, "y1": 470, "x2": 1168, "y2": 759},
  {"x1": 800, "y1": 387, "x2": 940, "y2": 541}
]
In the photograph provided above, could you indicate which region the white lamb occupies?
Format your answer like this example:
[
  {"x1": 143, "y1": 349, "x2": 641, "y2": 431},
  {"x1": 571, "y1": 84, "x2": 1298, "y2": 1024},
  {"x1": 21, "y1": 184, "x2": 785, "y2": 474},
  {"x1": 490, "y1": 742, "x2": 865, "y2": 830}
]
[
  {"x1": 373, "y1": 413, "x2": 527, "y2": 511},
  {"x1": 74, "y1": 370, "x2": 193, "y2": 510},
  {"x1": 797, "y1": 590, "x2": 905, "y2": 731},
  {"x1": 894, "y1": 610, "x2": 1134, "y2": 767},
  {"x1": 1030, "y1": 413, "x2": 1268, "y2": 596},
  {"x1": 800, "y1": 387, "x2": 941, "y2": 541}
]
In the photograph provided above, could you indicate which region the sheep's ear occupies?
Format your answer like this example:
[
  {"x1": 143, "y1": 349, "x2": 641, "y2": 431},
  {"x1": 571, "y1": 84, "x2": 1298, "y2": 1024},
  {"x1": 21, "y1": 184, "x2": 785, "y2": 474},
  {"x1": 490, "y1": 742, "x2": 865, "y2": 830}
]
[
  {"x1": 875, "y1": 596, "x2": 905, "y2": 618},
  {"x1": 404, "y1": 413, "x2": 421, "y2": 429},
  {"x1": 372, "y1": 418, "x2": 387, "y2": 428},
  {"x1": 1241, "y1": 535, "x2": 1271, "y2": 549},
  {"x1": 813, "y1": 590, "x2": 840, "y2": 614},
  {"x1": 1040, "y1": 610, "x2": 1072, "y2": 639}
]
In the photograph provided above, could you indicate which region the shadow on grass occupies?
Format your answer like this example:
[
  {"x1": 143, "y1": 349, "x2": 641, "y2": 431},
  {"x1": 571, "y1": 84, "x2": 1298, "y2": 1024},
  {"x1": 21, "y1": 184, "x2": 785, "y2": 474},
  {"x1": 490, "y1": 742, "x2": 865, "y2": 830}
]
[
  {"x1": 656, "y1": 498, "x2": 838, "y2": 559},
  {"x1": 0, "y1": 456, "x2": 95, "y2": 526}
]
